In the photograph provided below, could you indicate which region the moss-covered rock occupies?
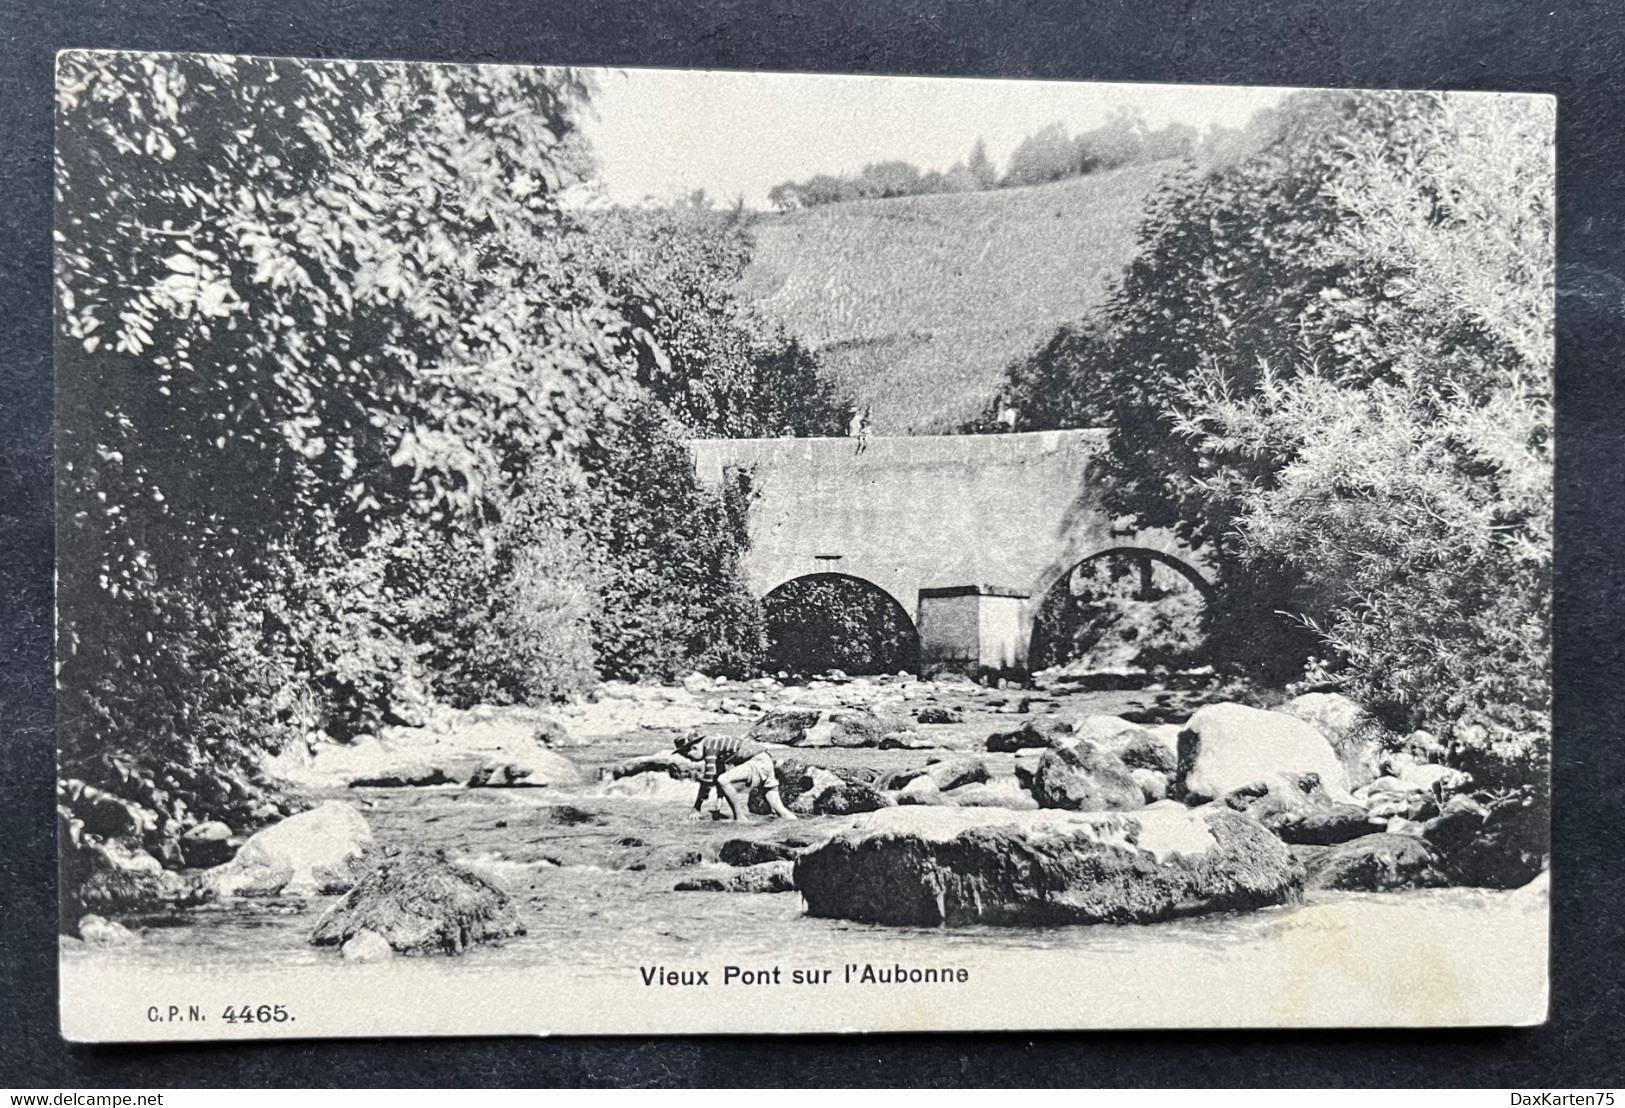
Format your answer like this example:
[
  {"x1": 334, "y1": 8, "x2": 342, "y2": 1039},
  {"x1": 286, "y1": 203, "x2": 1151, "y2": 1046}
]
[
  {"x1": 1026, "y1": 741, "x2": 1143, "y2": 812},
  {"x1": 795, "y1": 804, "x2": 1302, "y2": 926},
  {"x1": 1301, "y1": 833, "x2": 1449, "y2": 891},
  {"x1": 310, "y1": 848, "x2": 524, "y2": 955}
]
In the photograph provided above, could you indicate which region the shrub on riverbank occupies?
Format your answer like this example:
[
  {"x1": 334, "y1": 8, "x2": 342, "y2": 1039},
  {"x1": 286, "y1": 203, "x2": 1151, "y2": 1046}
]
[{"x1": 984, "y1": 90, "x2": 1552, "y2": 795}]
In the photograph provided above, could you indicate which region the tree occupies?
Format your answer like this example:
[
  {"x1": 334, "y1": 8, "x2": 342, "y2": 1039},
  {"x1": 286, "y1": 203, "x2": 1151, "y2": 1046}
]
[
  {"x1": 966, "y1": 139, "x2": 998, "y2": 190},
  {"x1": 54, "y1": 51, "x2": 634, "y2": 834},
  {"x1": 1002, "y1": 124, "x2": 1079, "y2": 187},
  {"x1": 578, "y1": 203, "x2": 850, "y2": 439}
]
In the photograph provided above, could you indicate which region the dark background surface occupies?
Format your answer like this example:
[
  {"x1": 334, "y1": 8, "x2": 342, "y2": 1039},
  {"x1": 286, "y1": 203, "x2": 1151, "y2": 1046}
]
[{"x1": 3, "y1": 0, "x2": 1622, "y2": 1087}]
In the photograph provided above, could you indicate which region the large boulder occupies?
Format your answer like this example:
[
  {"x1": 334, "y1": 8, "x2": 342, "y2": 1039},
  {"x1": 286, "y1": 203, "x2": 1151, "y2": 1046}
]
[
  {"x1": 1220, "y1": 772, "x2": 1379, "y2": 846},
  {"x1": 748, "y1": 709, "x2": 887, "y2": 748},
  {"x1": 795, "y1": 805, "x2": 1302, "y2": 926},
  {"x1": 766, "y1": 760, "x2": 883, "y2": 815},
  {"x1": 781, "y1": 766, "x2": 846, "y2": 816},
  {"x1": 1176, "y1": 703, "x2": 1350, "y2": 802},
  {"x1": 203, "y1": 801, "x2": 375, "y2": 897},
  {"x1": 1278, "y1": 692, "x2": 1390, "y2": 790},
  {"x1": 310, "y1": 849, "x2": 524, "y2": 955},
  {"x1": 1423, "y1": 791, "x2": 1549, "y2": 889},
  {"x1": 987, "y1": 718, "x2": 1074, "y2": 753},
  {"x1": 1026, "y1": 741, "x2": 1143, "y2": 812},
  {"x1": 1301, "y1": 833, "x2": 1449, "y2": 891},
  {"x1": 815, "y1": 782, "x2": 895, "y2": 816}
]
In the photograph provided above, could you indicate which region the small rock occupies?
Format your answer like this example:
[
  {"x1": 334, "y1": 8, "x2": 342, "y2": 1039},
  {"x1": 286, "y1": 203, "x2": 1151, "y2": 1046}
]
[
  {"x1": 945, "y1": 777, "x2": 1039, "y2": 810},
  {"x1": 78, "y1": 914, "x2": 137, "y2": 946},
  {"x1": 180, "y1": 821, "x2": 237, "y2": 869},
  {"x1": 718, "y1": 838, "x2": 805, "y2": 866},
  {"x1": 915, "y1": 706, "x2": 963, "y2": 725},
  {"x1": 1130, "y1": 767, "x2": 1169, "y2": 803},
  {"x1": 675, "y1": 860, "x2": 796, "y2": 893},
  {"x1": 987, "y1": 717, "x2": 1075, "y2": 753},
  {"x1": 748, "y1": 708, "x2": 888, "y2": 748},
  {"x1": 1222, "y1": 773, "x2": 1377, "y2": 846}
]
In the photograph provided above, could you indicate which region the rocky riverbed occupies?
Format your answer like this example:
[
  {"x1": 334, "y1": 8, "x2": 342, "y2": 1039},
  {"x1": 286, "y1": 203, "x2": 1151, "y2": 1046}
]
[{"x1": 61, "y1": 672, "x2": 1548, "y2": 992}]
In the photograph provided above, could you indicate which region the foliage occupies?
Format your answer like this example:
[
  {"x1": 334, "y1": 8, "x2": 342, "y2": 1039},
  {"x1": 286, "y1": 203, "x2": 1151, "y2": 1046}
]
[
  {"x1": 578, "y1": 203, "x2": 851, "y2": 438},
  {"x1": 54, "y1": 52, "x2": 778, "y2": 841},
  {"x1": 1002, "y1": 113, "x2": 1204, "y2": 188},
  {"x1": 579, "y1": 399, "x2": 765, "y2": 681},
  {"x1": 989, "y1": 90, "x2": 1553, "y2": 783},
  {"x1": 762, "y1": 574, "x2": 920, "y2": 677},
  {"x1": 766, "y1": 116, "x2": 1213, "y2": 210}
]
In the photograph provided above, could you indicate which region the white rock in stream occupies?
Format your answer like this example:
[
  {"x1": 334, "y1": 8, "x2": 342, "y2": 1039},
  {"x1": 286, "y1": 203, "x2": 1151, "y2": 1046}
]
[{"x1": 341, "y1": 929, "x2": 394, "y2": 962}]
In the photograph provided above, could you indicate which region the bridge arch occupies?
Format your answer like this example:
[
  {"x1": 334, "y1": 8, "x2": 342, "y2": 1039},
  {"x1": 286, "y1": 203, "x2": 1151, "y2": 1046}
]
[
  {"x1": 1064, "y1": 546, "x2": 1215, "y2": 602},
  {"x1": 761, "y1": 572, "x2": 922, "y2": 676},
  {"x1": 1029, "y1": 547, "x2": 1213, "y2": 672}
]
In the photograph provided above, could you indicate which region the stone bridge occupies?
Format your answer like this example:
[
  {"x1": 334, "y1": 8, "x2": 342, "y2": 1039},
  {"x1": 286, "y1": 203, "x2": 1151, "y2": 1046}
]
[{"x1": 689, "y1": 430, "x2": 1209, "y2": 676}]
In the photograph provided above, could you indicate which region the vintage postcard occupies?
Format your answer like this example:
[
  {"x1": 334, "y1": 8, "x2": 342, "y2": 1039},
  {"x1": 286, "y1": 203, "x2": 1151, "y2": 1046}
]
[{"x1": 54, "y1": 51, "x2": 1551, "y2": 1039}]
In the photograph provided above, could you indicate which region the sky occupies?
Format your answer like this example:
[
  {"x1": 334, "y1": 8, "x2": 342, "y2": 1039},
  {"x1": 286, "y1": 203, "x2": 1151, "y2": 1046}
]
[{"x1": 571, "y1": 68, "x2": 1293, "y2": 209}]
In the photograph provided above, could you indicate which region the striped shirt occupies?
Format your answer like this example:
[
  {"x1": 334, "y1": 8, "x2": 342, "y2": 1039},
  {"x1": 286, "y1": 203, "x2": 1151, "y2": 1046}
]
[{"x1": 695, "y1": 735, "x2": 769, "y2": 786}]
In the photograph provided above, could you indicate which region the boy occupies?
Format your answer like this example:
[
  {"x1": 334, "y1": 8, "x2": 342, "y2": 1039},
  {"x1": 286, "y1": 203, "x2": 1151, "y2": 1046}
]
[{"x1": 673, "y1": 731, "x2": 798, "y2": 822}]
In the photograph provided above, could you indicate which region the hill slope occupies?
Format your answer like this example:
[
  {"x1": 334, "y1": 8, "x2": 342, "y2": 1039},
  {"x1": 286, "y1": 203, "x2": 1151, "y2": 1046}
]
[{"x1": 739, "y1": 162, "x2": 1172, "y2": 434}]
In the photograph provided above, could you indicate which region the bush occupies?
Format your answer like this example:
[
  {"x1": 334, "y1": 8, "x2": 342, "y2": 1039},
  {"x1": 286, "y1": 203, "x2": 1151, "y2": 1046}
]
[
  {"x1": 989, "y1": 90, "x2": 1552, "y2": 788},
  {"x1": 580, "y1": 399, "x2": 766, "y2": 682}
]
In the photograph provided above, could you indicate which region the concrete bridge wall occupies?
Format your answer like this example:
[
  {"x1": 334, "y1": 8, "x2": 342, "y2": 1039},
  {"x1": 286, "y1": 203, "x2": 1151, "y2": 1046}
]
[{"x1": 689, "y1": 430, "x2": 1202, "y2": 669}]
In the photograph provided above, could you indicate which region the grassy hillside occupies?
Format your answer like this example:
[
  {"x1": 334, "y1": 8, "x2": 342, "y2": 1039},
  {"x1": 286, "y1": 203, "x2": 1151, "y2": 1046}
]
[{"x1": 739, "y1": 161, "x2": 1173, "y2": 434}]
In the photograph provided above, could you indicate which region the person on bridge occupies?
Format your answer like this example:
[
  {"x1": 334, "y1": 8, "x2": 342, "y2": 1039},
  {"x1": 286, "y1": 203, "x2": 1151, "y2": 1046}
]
[{"x1": 673, "y1": 730, "x2": 798, "y2": 822}]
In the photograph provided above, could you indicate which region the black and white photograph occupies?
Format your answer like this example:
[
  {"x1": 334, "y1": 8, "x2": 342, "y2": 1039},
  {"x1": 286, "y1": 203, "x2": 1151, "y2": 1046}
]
[{"x1": 52, "y1": 51, "x2": 1552, "y2": 1039}]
